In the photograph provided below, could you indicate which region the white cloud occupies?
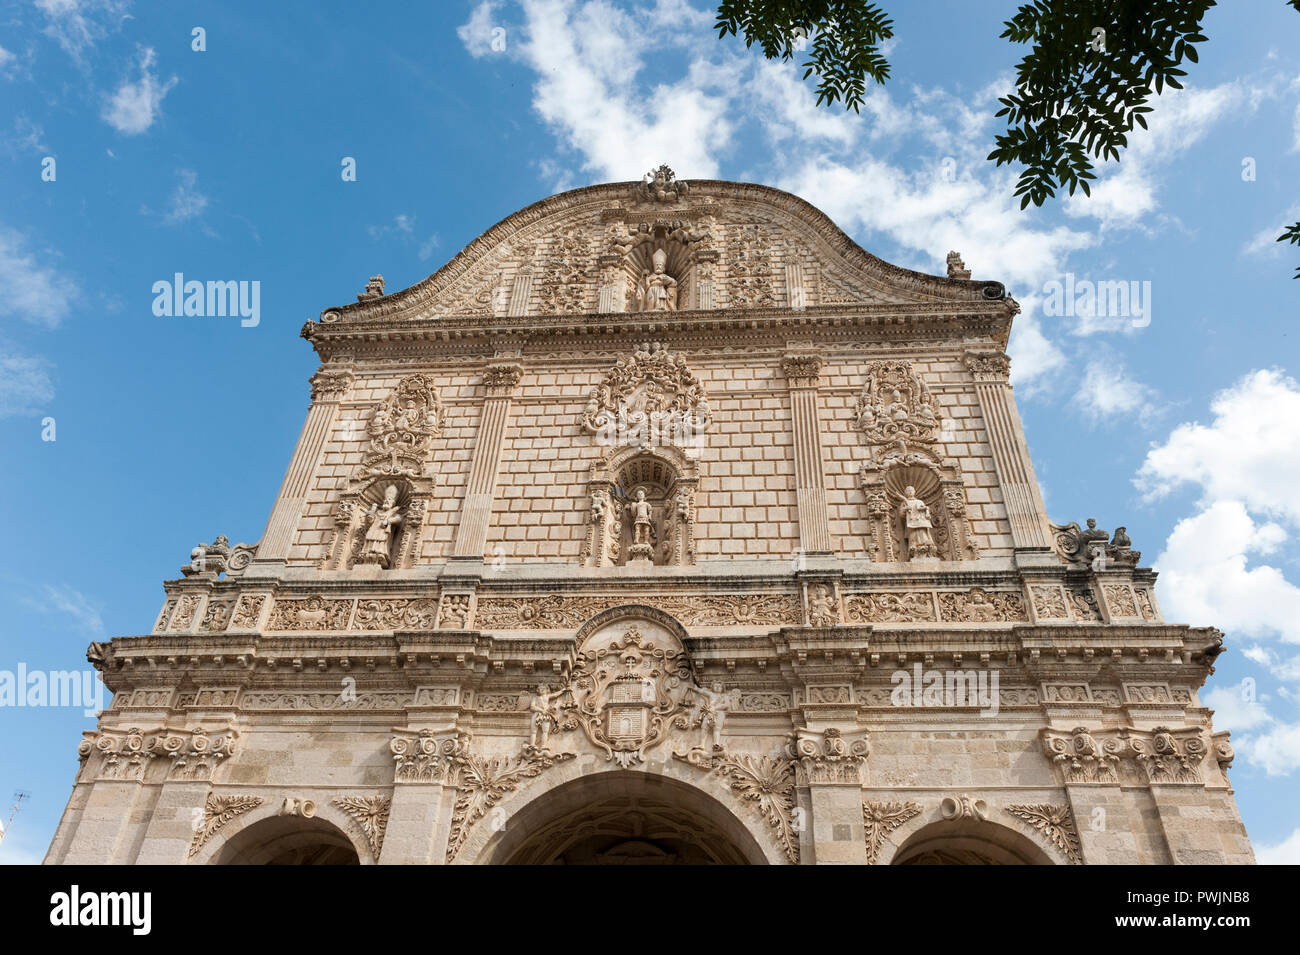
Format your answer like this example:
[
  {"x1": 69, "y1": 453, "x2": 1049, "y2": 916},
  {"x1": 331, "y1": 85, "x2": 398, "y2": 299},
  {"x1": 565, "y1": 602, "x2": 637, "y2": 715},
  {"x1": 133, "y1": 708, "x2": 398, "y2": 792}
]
[
  {"x1": 368, "y1": 214, "x2": 416, "y2": 241},
  {"x1": 1244, "y1": 721, "x2": 1300, "y2": 776},
  {"x1": 102, "y1": 46, "x2": 177, "y2": 135},
  {"x1": 1137, "y1": 369, "x2": 1300, "y2": 526},
  {"x1": 459, "y1": 1, "x2": 504, "y2": 58},
  {"x1": 1152, "y1": 501, "x2": 1300, "y2": 642},
  {"x1": 1242, "y1": 206, "x2": 1300, "y2": 259},
  {"x1": 38, "y1": 584, "x2": 105, "y2": 636},
  {"x1": 1064, "y1": 83, "x2": 1259, "y2": 230},
  {"x1": 1257, "y1": 828, "x2": 1300, "y2": 864},
  {"x1": 0, "y1": 227, "x2": 79, "y2": 328},
  {"x1": 36, "y1": 0, "x2": 130, "y2": 61},
  {"x1": 419, "y1": 233, "x2": 442, "y2": 262},
  {"x1": 1293, "y1": 101, "x2": 1300, "y2": 152},
  {"x1": 0, "y1": 352, "x2": 56, "y2": 417},
  {"x1": 1204, "y1": 681, "x2": 1273, "y2": 732},
  {"x1": 162, "y1": 169, "x2": 209, "y2": 226},
  {"x1": 1073, "y1": 356, "x2": 1161, "y2": 424},
  {"x1": 0, "y1": 45, "x2": 15, "y2": 75}
]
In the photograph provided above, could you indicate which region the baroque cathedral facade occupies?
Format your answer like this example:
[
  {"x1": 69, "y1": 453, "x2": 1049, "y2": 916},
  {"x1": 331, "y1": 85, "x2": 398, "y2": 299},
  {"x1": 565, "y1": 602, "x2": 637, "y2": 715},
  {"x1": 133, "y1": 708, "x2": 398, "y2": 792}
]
[{"x1": 46, "y1": 169, "x2": 1253, "y2": 865}]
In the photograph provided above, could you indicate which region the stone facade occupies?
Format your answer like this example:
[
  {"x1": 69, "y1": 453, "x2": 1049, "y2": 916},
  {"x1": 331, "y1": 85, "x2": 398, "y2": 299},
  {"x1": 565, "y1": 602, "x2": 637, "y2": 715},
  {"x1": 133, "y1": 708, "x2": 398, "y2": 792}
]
[{"x1": 46, "y1": 170, "x2": 1253, "y2": 865}]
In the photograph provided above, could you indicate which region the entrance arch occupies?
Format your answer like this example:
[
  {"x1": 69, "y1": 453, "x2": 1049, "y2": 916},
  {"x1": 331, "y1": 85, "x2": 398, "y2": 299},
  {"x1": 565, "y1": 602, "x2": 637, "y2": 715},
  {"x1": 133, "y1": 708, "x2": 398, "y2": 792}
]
[
  {"x1": 889, "y1": 818, "x2": 1054, "y2": 865},
  {"x1": 208, "y1": 814, "x2": 361, "y2": 865},
  {"x1": 479, "y1": 771, "x2": 770, "y2": 865}
]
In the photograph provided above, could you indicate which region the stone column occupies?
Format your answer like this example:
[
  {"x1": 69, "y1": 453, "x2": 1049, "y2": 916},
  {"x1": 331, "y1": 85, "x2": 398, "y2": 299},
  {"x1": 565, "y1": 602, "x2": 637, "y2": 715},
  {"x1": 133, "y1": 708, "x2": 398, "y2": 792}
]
[
  {"x1": 783, "y1": 354, "x2": 833, "y2": 556},
  {"x1": 254, "y1": 365, "x2": 354, "y2": 566},
  {"x1": 792, "y1": 727, "x2": 870, "y2": 864},
  {"x1": 453, "y1": 362, "x2": 523, "y2": 559},
  {"x1": 507, "y1": 269, "x2": 533, "y2": 317},
  {"x1": 964, "y1": 352, "x2": 1052, "y2": 554},
  {"x1": 1060, "y1": 783, "x2": 1143, "y2": 864}
]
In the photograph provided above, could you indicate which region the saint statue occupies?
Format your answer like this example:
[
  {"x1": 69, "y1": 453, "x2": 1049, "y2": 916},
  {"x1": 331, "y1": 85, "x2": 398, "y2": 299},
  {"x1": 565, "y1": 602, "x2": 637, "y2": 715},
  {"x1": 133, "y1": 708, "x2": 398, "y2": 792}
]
[
  {"x1": 360, "y1": 484, "x2": 403, "y2": 567},
  {"x1": 631, "y1": 489, "x2": 653, "y2": 545},
  {"x1": 898, "y1": 485, "x2": 936, "y2": 560},
  {"x1": 636, "y1": 248, "x2": 677, "y2": 311}
]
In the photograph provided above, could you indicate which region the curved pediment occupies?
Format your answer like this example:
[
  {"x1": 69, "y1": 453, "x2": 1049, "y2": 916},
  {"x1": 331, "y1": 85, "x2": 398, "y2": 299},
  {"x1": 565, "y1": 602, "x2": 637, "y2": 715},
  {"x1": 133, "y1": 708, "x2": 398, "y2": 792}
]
[{"x1": 321, "y1": 169, "x2": 1005, "y2": 325}]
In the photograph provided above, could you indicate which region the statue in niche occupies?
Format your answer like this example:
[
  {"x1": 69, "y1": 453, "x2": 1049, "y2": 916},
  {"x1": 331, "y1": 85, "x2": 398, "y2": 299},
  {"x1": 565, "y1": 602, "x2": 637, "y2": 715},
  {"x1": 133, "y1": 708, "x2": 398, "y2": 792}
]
[
  {"x1": 358, "y1": 484, "x2": 403, "y2": 567},
  {"x1": 529, "y1": 684, "x2": 564, "y2": 750},
  {"x1": 631, "y1": 489, "x2": 653, "y2": 545},
  {"x1": 899, "y1": 485, "x2": 936, "y2": 561},
  {"x1": 636, "y1": 248, "x2": 678, "y2": 311}
]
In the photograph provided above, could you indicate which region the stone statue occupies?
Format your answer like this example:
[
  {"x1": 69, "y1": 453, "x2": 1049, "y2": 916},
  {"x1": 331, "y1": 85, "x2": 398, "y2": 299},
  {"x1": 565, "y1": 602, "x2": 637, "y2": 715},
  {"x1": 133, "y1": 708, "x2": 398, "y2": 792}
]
[
  {"x1": 529, "y1": 684, "x2": 563, "y2": 750},
  {"x1": 636, "y1": 248, "x2": 677, "y2": 311},
  {"x1": 690, "y1": 682, "x2": 733, "y2": 751},
  {"x1": 360, "y1": 484, "x2": 403, "y2": 567},
  {"x1": 808, "y1": 584, "x2": 838, "y2": 626},
  {"x1": 899, "y1": 485, "x2": 936, "y2": 560},
  {"x1": 631, "y1": 489, "x2": 653, "y2": 545}
]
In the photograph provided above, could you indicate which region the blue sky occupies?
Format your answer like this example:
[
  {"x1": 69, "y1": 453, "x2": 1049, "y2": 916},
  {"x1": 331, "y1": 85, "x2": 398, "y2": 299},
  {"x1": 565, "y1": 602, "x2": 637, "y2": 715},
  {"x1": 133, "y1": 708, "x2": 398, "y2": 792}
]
[{"x1": 1, "y1": 0, "x2": 1298, "y2": 864}]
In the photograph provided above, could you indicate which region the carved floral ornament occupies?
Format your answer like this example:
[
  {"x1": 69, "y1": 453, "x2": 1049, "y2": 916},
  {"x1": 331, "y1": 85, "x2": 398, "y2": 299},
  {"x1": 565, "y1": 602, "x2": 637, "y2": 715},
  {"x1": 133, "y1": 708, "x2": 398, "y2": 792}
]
[
  {"x1": 580, "y1": 341, "x2": 711, "y2": 445},
  {"x1": 856, "y1": 359, "x2": 942, "y2": 449},
  {"x1": 78, "y1": 725, "x2": 239, "y2": 782},
  {"x1": 361, "y1": 374, "x2": 443, "y2": 478}
]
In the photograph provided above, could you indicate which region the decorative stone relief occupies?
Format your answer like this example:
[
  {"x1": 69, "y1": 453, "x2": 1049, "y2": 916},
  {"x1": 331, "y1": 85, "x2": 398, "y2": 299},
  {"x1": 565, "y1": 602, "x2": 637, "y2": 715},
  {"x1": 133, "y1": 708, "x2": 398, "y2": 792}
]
[
  {"x1": 229, "y1": 595, "x2": 265, "y2": 630},
  {"x1": 352, "y1": 597, "x2": 440, "y2": 631},
  {"x1": 437, "y1": 594, "x2": 473, "y2": 629},
  {"x1": 635, "y1": 165, "x2": 690, "y2": 203},
  {"x1": 169, "y1": 595, "x2": 200, "y2": 631},
  {"x1": 189, "y1": 794, "x2": 263, "y2": 858},
  {"x1": 553, "y1": 623, "x2": 695, "y2": 767},
  {"x1": 1050, "y1": 519, "x2": 1140, "y2": 569},
  {"x1": 1005, "y1": 804, "x2": 1082, "y2": 865},
  {"x1": 845, "y1": 592, "x2": 936, "y2": 623},
  {"x1": 242, "y1": 692, "x2": 410, "y2": 711},
  {"x1": 856, "y1": 360, "x2": 941, "y2": 451},
  {"x1": 359, "y1": 374, "x2": 443, "y2": 478},
  {"x1": 1102, "y1": 583, "x2": 1140, "y2": 619},
  {"x1": 937, "y1": 588, "x2": 1027, "y2": 622},
  {"x1": 151, "y1": 726, "x2": 239, "y2": 781},
  {"x1": 862, "y1": 801, "x2": 922, "y2": 864},
  {"x1": 183, "y1": 535, "x2": 257, "y2": 579},
  {"x1": 940, "y1": 793, "x2": 988, "y2": 821},
  {"x1": 321, "y1": 478, "x2": 427, "y2": 572},
  {"x1": 266, "y1": 595, "x2": 353, "y2": 631},
  {"x1": 473, "y1": 592, "x2": 800, "y2": 630},
  {"x1": 579, "y1": 341, "x2": 711, "y2": 443},
  {"x1": 860, "y1": 460, "x2": 979, "y2": 563},
  {"x1": 963, "y1": 351, "x2": 1010, "y2": 381},
  {"x1": 333, "y1": 795, "x2": 392, "y2": 860},
  {"x1": 77, "y1": 727, "x2": 153, "y2": 781},
  {"x1": 673, "y1": 747, "x2": 799, "y2": 864},
  {"x1": 1030, "y1": 584, "x2": 1070, "y2": 619},
  {"x1": 791, "y1": 727, "x2": 870, "y2": 784},
  {"x1": 804, "y1": 581, "x2": 841, "y2": 627},
  {"x1": 444, "y1": 737, "x2": 576, "y2": 863},
  {"x1": 1042, "y1": 726, "x2": 1208, "y2": 784}
]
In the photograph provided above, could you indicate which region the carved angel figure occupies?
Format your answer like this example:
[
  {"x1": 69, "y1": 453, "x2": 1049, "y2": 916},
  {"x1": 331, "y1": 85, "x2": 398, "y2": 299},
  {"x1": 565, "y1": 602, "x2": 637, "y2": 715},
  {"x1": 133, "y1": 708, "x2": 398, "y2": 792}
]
[
  {"x1": 529, "y1": 684, "x2": 564, "y2": 750},
  {"x1": 689, "y1": 682, "x2": 734, "y2": 751}
]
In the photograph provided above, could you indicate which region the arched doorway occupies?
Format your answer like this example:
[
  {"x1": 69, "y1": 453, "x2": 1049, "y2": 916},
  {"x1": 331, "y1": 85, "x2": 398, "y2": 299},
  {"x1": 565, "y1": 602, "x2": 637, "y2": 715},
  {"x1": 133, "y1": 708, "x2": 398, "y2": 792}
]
[
  {"x1": 209, "y1": 815, "x2": 361, "y2": 865},
  {"x1": 891, "y1": 819, "x2": 1053, "y2": 865},
  {"x1": 484, "y1": 772, "x2": 767, "y2": 865}
]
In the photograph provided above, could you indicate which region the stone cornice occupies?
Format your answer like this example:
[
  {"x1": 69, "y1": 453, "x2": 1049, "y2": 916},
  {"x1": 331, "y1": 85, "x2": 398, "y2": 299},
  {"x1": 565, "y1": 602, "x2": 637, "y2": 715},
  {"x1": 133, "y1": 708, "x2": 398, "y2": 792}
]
[{"x1": 301, "y1": 301, "x2": 1014, "y2": 360}]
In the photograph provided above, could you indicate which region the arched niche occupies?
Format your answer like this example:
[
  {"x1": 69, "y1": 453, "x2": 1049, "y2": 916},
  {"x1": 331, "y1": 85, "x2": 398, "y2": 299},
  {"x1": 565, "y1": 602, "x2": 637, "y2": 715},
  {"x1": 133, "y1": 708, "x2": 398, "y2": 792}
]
[
  {"x1": 859, "y1": 449, "x2": 979, "y2": 562},
  {"x1": 320, "y1": 476, "x2": 428, "y2": 571},
  {"x1": 582, "y1": 446, "x2": 699, "y2": 567}
]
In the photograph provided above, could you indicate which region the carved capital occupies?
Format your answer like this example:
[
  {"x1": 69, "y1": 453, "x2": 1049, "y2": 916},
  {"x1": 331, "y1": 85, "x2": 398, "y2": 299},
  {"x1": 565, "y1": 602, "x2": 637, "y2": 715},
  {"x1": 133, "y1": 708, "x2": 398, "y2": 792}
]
[
  {"x1": 309, "y1": 366, "x2": 354, "y2": 403},
  {"x1": 482, "y1": 361, "x2": 523, "y2": 398},
  {"x1": 963, "y1": 351, "x2": 1011, "y2": 382},
  {"x1": 791, "y1": 727, "x2": 870, "y2": 784},
  {"x1": 781, "y1": 352, "x2": 824, "y2": 389}
]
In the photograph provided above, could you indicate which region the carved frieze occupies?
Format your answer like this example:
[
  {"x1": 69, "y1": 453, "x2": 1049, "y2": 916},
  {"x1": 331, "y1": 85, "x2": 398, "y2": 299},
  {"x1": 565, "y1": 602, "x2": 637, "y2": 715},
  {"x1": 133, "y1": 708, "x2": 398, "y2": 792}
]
[
  {"x1": 266, "y1": 595, "x2": 353, "y2": 631},
  {"x1": 937, "y1": 588, "x2": 1027, "y2": 622},
  {"x1": 845, "y1": 592, "x2": 936, "y2": 623},
  {"x1": 352, "y1": 597, "x2": 440, "y2": 631}
]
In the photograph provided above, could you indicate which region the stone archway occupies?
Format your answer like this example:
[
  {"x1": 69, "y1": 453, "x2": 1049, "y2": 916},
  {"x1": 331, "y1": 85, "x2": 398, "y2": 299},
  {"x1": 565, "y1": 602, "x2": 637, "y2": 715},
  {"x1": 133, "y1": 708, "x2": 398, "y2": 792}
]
[
  {"x1": 208, "y1": 814, "x2": 362, "y2": 865},
  {"x1": 889, "y1": 818, "x2": 1055, "y2": 865},
  {"x1": 481, "y1": 771, "x2": 769, "y2": 865}
]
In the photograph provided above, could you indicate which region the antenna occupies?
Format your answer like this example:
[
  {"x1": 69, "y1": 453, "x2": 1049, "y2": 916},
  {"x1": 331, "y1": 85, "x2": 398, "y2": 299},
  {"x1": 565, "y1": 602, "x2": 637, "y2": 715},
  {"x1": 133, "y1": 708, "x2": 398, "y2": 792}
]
[{"x1": 0, "y1": 791, "x2": 29, "y2": 849}]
